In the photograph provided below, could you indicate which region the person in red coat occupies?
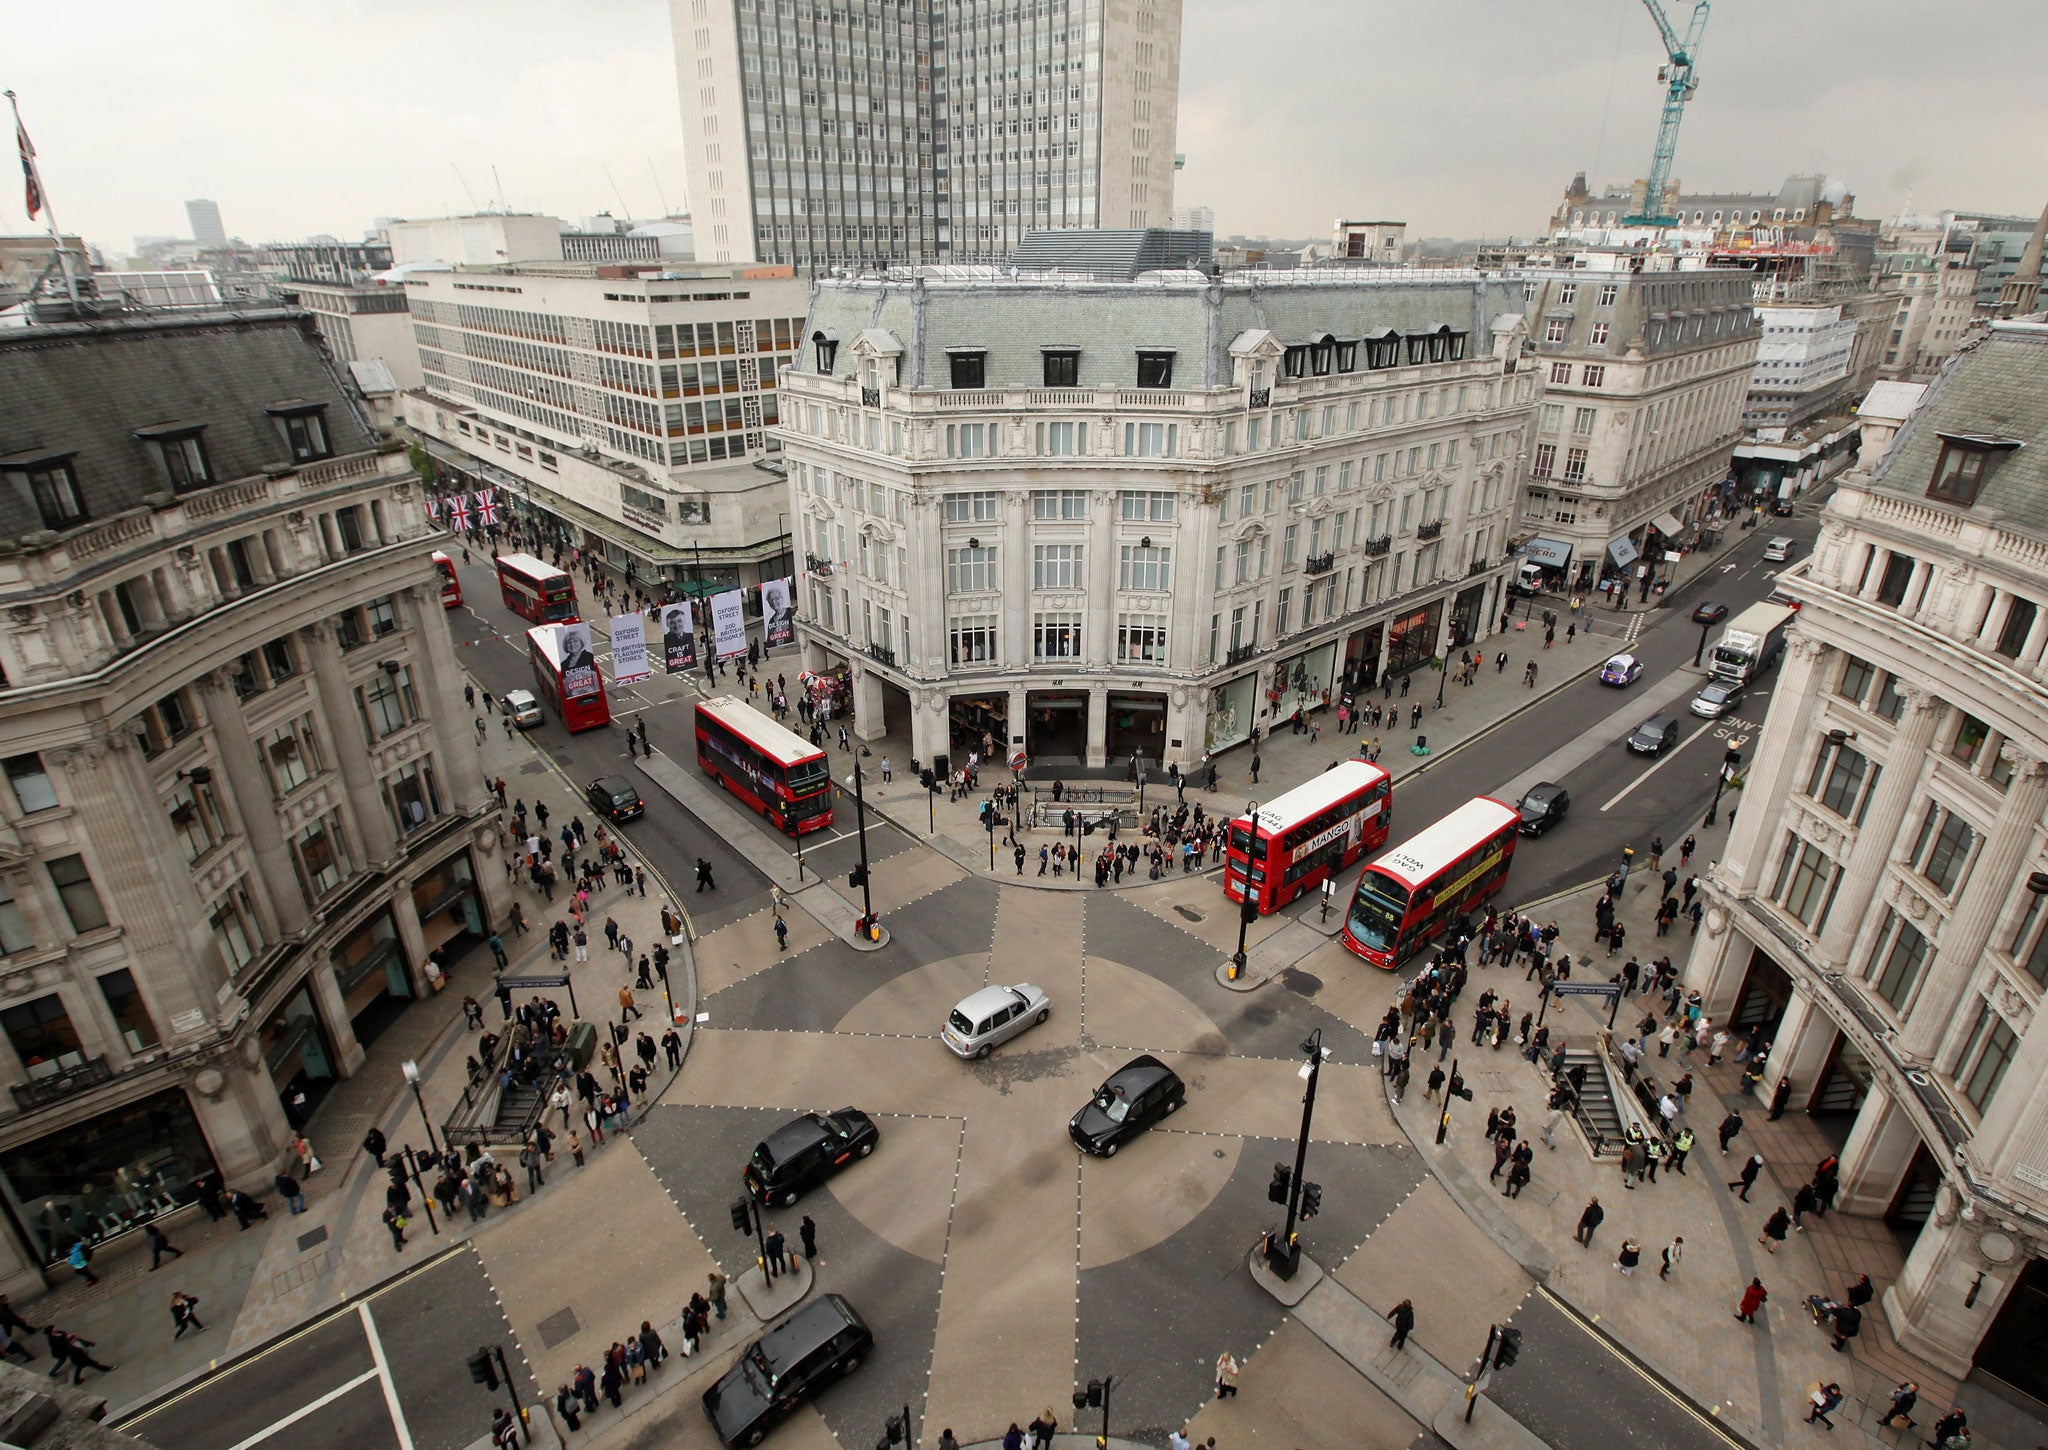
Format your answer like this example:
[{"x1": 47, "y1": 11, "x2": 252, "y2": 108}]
[{"x1": 1735, "y1": 1278, "x2": 1768, "y2": 1324}]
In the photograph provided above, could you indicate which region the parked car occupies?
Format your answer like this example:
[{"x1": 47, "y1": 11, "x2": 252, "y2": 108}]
[
  {"x1": 1515, "y1": 783, "x2": 1571, "y2": 837},
  {"x1": 585, "y1": 775, "x2": 644, "y2": 822},
  {"x1": 1069, "y1": 1055, "x2": 1184, "y2": 1157},
  {"x1": 702, "y1": 1294, "x2": 872, "y2": 1448},
  {"x1": 1599, "y1": 653, "x2": 1643, "y2": 687},
  {"x1": 1627, "y1": 716, "x2": 1682, "y2": 755},
  {"x1": 1690, "y1": 680, "x2": 1746, "y2": 719},
  {"x1": 1764, "y1": 536, "x2": 1796, "y2": 562},
  {"x1": 745, "y1": 1109, "x2": 879, "y2": 1206},
  {"x1": 1690, "y1": 601, "x2": 1729, "y2": 625},
  {"x1": 943, "y1": 983, "x2": 1051, "y2": 1060},
  {"x1": 503, "y1": 689, "x2": 544, "y2": 729}
]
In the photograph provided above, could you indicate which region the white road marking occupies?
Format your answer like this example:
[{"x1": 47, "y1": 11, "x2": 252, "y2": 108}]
[
  {"x1": 224, "y1": 1369, "x2": 383, "y2": 1450},
  {"x1": 1599, "y1": 718, "x2": 1720, "y2": 812},
  {"x1": 358, "y1": 1301, "x2": 416, "y2": 1450}
]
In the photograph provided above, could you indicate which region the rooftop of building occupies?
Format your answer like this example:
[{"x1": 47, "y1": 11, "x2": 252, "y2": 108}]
[
  {"x1": 1867, "y1": 319, "x2": 2048, "y2": 533},
  {"x1": 1858, "y1": 379, "x2": 1930, "y2": 423},
  {"x1": 0, "y1": 304, "x2": 377, "y2": 546}
]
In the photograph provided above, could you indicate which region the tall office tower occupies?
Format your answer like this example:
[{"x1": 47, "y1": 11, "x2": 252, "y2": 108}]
[
  {"x1": 186, "y1": 199, "x2": 228, "y2": 250},
  {"x1": 669, "y1": 0, "x2": 1181, "y2": 269}
]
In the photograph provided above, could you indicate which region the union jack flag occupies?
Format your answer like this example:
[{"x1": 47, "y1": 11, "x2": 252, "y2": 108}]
[
  {"x1": 475, "y1": 488, "x2": 498, "y2": 527},
  {"x1": 425, "y1": 493, "x2": 441, "y2": 519},
  {"x1": 448, "y1": 495, "x2": 472, "y2": 532}
]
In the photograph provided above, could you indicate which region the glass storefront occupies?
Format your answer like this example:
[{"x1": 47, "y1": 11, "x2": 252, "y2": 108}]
[
  {"x1": 1105, "y1": 692, "x2": 1167, "y2": 766},
  {"x1": 0, "y1": 1088, "x2": 219, "y2": 1264},
  {"x1": 413, "y1": 851, "x2": 484, "y2": 964},
  {"x1": 263, "y1": 984, "x2": 336, "y2": 1127},
  {"x1": 338, "y1": 909, "x2": 413, "y2": 1037},
  {"x1": 1344, "y1": 623, "x2": 1384, "y2": 692},
  {"x1": 1025, "y1": 692, "x2": 1088, "y2": 760},
  {"x1": 948, "y1": 694, "x2": 1010, "y2": 763},
  {"x1": 1450, "y1": 583, "x2": 1488, "y2": 649},
  {"x1": 1384, "y1": 599, "x2": 1446, "y2": 679},
  {"x1": 1276, "y1": 642, "x2": 1338, "y2": 715},
  {"x1": 1205, "y1": 673, "x2": 1258, "y2": 753}
]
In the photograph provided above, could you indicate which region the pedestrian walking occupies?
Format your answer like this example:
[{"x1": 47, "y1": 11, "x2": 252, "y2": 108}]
[
  {"x1": 618, "y1": 984, "x2": 643, "y2": 1022},
  {"x1": 1735, "y1": 1277, "x2": 1768, "y2": 1323},
  {"x1": 1574, "y1": 1196, "x2": 1604, "y2": 1247},
  {"x1": 696, "y1": 857, "x2": 716, "y2": 892},
  {"x1": 145, "y1": 1221, "x2": 184, "y2": 1269},
  {"x1": 1930, "y1": 1408, "x2": 1969, "y2": 1449},
  {"x1": 1759, "y1": 1206, "x2": 1790, "y2": 1252},
  {"x1": 1387, "y1": 1299, "x2": 1415, "y2": 1351},
  {"x1": 60, "y1": 1332, "x2": 114, "y2": 1383},
  {"x1": 765, "y1": 1227, "x2": 787, "y2": 1274},
  {"x1": 1615, "y1": 1238, "x2": 1641, "y2": 1277},
  {"x1": 1729, "y1": 1153, "x2": 1764, "y2": 1201},
  {"x1": 1029, "y1": 1409, "x2": 1058, "y2": 1449},
  {"x1": 170, "y1": 1292, "x2": 205, "y2": 1338},
  {"x1": 66, "y1": 1241, "x2": 97, "y2": 1286},
  {"x1": 1805, "y1": 1382, "x2": 1844, "y2": 1429},
  {"x1": 381, "y1": 1204, "x2": 407, "y2": 1252},
  {"x1": 1214, "y1": 1348, "x2": 1240, "y2": 1397},
  {"x1": 556, "y1": 1384, "x2": 583, "y2": 1433},
  {"x1": 1659, "y1": 1236, "x2": 1683, "y2": 1280},
  {"x1": 774, "y1": 915, "x2": 788, "y2": 951},
  {"x1": 1829, "y1": 1301, "x2": 1862, "y2": 1352},
  {"x1": 1878, "y1": 1380, "x2": 1917, "y2": 1430},
  {"x1": 1718, "y1": 1110, "x2": 1743, "y2": 1153},
  {"x1": 364, "y1": 1125, "x2": 388, "y2": 1167},
  {"x1": 274, "y1": 1171, "x2": 306, "y2": 1214},
  {"x1": 707, "y1": 1269, "x2": 728, "y2": 1320},
  {"x1": 1769, "y1": 1074, "x2": 1793, "y2": 1119},
  {"x1": 799, "y1": 1214, "x2": 818, "y2": 1264}
]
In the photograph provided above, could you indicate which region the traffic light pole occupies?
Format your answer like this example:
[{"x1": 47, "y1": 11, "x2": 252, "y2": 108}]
[
  {"x1": 1465, "y1": 1324, "x2": 1498, "y2": 1422},
  {"x1": 851, "y1": 759, "x2": 875, "y2": 933},
  {"x1": 469, "y1": 1343, "x2": 529, "y2": 1443},
  {"x1": 1266, "y1": 1029, "x2": 1322, "y2": 1279},
  {"x1": 400, "y1": 1145, "x2": 439, "y2": 1235},
  {"x1": 1436, "y1": 1056, "x2": 1460, "y2": 1146}
]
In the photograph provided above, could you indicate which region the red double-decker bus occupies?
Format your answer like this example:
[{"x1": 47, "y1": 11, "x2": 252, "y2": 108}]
[
  {"x1": 695, "y1": 697, "x2": 833, "y2": 835},
  {"x1": 1223, "y1": 761, "x2": 1393, "y2": 914},
  {"x1": 431, "y1": 550, "x2": 462, "y2": 609},
  {"x1": 1341, "y1": 797, "x2": 1520, "y2": 969},
  {"x1": 496, "y1": 553, "x2": 579, "y2": 624},
  {"x1": 527, "y1": 625, "x2": 610, "y2": 733}
]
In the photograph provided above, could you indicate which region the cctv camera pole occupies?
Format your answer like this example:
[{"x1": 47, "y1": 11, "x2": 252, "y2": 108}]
[{"x1": 1267, "y1": 1028, "x2": 1323, "y2": 1278}]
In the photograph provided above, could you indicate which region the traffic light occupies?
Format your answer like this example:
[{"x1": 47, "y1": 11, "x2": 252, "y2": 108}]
[
  {"x1": 1493, "y1": 1326, "x2": 1522, "y2": 1369},
  {"x1": 1267, "y1": 1163, "x2": 1291, "y2": 1205},
  {"x1": 1083, "y1": 1379, "x2": 1104, "y2": 1408},
  {"x1": 1449, "y1": 1072, "x2": 1474, "y2": 1102},
  {"x1": 920, "y1": 768, "x2": 936, "y2": 792},
  {"x1": 885, "y1": 1413, "x2": 906, "y2": 1446},
  {"x1": 1299, "y1": 1182, "x2": 1323, "y2": 1220},
  {"x1": 848, "y1": 864, "x2": 868, "y2": 889},
  {"x1": 468, "y1": 1348, "x2": 499, "y2": 1389},
  {"x1": 1240, "y1": 894, "x2": 1259, "y2": 926},
  {"x1": 730, "y1": 1198, "x2": 752, "y2": 1234}
]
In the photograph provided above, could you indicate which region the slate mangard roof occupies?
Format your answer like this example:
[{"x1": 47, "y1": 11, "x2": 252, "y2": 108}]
[{"x1": 1867, "y1": 318, "x2": 2048, "y2": 535}]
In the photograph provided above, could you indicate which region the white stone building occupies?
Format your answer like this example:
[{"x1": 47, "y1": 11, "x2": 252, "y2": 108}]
[
  {"x1": 400, "y1": 264, "x2": 811, "y2": 597},
  {"x1": 1513, "y1": 253, "x2": 1758, "y2": 591},
  {"x1": 780, "y1": 268, "x2": 1538, "y2": 770},
  {"x1": 669, "y1": 0, "x2": 1181, "y2": 269},
  {"x1": 0, "y1": 302, "x2": 502, "y2": 1292},
  {"x1": 1683, "y1": 319, "x2": 2048, "y2": 1395}
]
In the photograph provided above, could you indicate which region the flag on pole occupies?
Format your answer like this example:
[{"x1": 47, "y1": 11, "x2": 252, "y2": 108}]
[
  {"x1": 476, "y1": 491, "x2": 499, "y2": 527},
  {"x1": 425, "y1": 493, "x2": 441, "y2": 519},
  {"x1": 14, "y1": 109, "x2": 41, "y2": 221},
  {"x1": 448, "y1": 495, "x2": 471, "y2": 532}
]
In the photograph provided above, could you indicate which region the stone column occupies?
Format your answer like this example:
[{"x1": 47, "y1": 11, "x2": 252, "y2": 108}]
[
  {"x1": 1721, "y1": 635, "x2": 1831, "y2": 888},
  {"x1": 850, "y1": 667, "x2": 884, "y2": 742},
  {"x1": 1758, "y1": 983, "x2": 1823, "y2": 1107},
  {"x1": 909, "y1": 687, "x2": 948, "y2": 773},
  {"x1": 1884, "y1": 1205, "x2": 2018, "y2": 1379},
  {"x1": 1812, "y1": 686, "x2": 1942, "y2": 964},
  {"x1": 1832, "y1": 1082, "x2": 1922, "y2": 1216},
  {"x1": 308, "y1": 955, "x2": 367, "y2": 1077},
  {"x1": 400, "y1": 586, "x2": 486, "y2": 816},
  {"x1": 1084, "y1": 490, "x2": 1116, "y2": 667},
  {"x1": 390, "y1": 884, "x2": 429, "y2": 997},
  {"x1": 301, "y1": 621, "x2": 400, "y2": 870},
  {"x1": 193, "y1": 670, "x2": 299, "y2": 941},
  {"x1": 1085, "y1": 685, "x2": 1108, "y2": 769},
  {"x1": 1006, "y1": 686, "x2": 1029, "y2": 758},
  {"x1": 1167, "y1": 685, "x2": 1204, "y2": 773},
  {"x1": 1897, "y1": 754, "x2": 2048, "y2": 1061},
  {"x1": 1002, "y1": 492, "x2": 1030, "y2": 670}
]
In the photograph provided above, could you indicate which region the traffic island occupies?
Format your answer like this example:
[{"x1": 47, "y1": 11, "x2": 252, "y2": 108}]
[{"x1": 733, "y1": 1254, "x2": 812, "y2": 1321}]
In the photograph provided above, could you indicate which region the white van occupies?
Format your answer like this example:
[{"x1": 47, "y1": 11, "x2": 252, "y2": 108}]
[{"x1": 1763, "y1": 536, "x2": 1795, "y2": 562}]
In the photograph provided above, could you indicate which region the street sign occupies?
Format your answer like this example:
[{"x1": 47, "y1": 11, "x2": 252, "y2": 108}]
[
  {"x1": 1550, "y1": 982, "x2": 1621, "y2": 997},
  {"x1": 499, "y1": 974, "x2": 570, "y2": 989}
]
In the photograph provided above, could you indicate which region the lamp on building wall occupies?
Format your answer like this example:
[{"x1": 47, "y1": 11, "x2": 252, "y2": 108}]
[
  {"x1": 2027, "y1": 872, "x2": 2048, "y2": 897},
  {"x1": 380, "y1": 660, "x2": 403, "y2": 676},
  {"x1": 1825, "y1": 728, "x2": 1858, "y2": 746},
  {"x1": 177, "y1": 766, "x2": 213, "y2": 786}
]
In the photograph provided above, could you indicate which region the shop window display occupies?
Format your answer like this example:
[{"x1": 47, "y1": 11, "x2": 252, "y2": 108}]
[{"x1": 0, "y1": 1089, "x2": 217, "y2": 1264}]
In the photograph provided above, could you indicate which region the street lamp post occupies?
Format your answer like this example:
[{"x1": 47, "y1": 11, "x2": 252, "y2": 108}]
[
  {"x1": 400, "y1": 1144, "x2": 440, "y2": 1234},
  {"x1": 1436, "y1": 625, "x2": 1455, "y2": 709},
  {"x1": 653, "y1": 949, "x2": 678, "y2": 1027},
  {"x1": 1704, "y1": 745, "x2": 1743, "y2": 827},
  {"x1": 402, "y1": 1059, "x2": 439, "y2": 1158}
]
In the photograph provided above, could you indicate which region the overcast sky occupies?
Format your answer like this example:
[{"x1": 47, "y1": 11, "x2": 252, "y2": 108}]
[{"x1": 7, "y1": 0, "x2": 2043, "y2": 255}]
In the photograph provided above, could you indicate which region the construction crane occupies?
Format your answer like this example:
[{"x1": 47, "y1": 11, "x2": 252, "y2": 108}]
[{"x1": 1621, "y1": 0, "x2": 1711, "y2": 227}]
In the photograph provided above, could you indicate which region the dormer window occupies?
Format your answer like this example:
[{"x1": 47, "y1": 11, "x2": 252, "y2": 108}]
[
  {"x1": 1335, "y1": 341, "x2": 1358, "y2": 373},
  {"x1": 811, "y1": 331, "x2": 838, "y2": 373},
  {"x1": 265, "y1": 401, "x2": 331, "y2": 463},
  {"x1": 0, "y1": 449, "x2": 87, "y2": 529},
  {"x1": 1135, "y1": 351, "x2": 1175, "y2": 389},
  {"x1": 1928, "y1": 433, "x2": 2021, "y2": 507},
  {"x1": 947, "y1": 349, "x2": 986, "y2": 390},
  {"x1": 135, "y1": 422, "x2": 213, "y2": 491},
  {"x1": 1041, "y1": 349, "x2": 1079, "y2": 387}
]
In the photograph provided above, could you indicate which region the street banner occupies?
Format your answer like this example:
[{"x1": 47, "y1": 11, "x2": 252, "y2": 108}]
[
  {"x1": 761, "y1": 576, "x2": 796, "y2": 647},
  {"x1": 609, "y1": 612, "x2": 650, "y2": 685},
  {"x1": 660, "y1": 602, "x2": 697, "y2": 674},
  {"x1": 556, "y1": 623, "x2": 601, "y2": 700},
  {"x1": 711, "y1": 588, "x2": 748, "y2": 659}
]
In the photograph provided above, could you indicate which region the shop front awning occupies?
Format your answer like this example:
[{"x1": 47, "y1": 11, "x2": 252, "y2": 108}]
[
  {"x1": 1607, "y1": 535, "x2": 1641, "y2": 568},
  {"x1": 1521, "y1": 537, "x2": 1573, "y2": 568},
  {"x1": 1651, "y1": 512, "x2": 1685, "y2": 538}
]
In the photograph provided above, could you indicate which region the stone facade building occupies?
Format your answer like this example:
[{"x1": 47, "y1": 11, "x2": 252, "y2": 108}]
[
  {"x1": 0, "y1": 303, "x2": 502, "y2": 1293},
  {"x1": 1684, "y1": 318, "x2": 2048, "y2": 1395},
  {"x1": 1515, "y1": 254, "x2": 1758, "y2": 591},
  {"x1": 780, "y1": 268, "x2": 1538, "y2": 770}
]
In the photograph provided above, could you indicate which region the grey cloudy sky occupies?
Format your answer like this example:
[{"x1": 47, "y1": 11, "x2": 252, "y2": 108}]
[{"x1": 7, "y1": 0, "x2": 2043, "y2": 254}]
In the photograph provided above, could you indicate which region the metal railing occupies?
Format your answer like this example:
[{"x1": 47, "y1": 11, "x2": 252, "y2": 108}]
[
  {"x1": 1417, "y1": 519, "x2": 1445, "y2": 541},
  {"x1": 1225, "y1": 641, "x2": 1261, "y2": 666},
  {"x1": 865, "y1": 641, "x2": 897, "y2": 667},
  {"x1": 1360, "y1": 536, "x2": 1393, "y2": 558},
  {"x1": 11, "y1": 1057, "x2": 112, "y2": 1110},
  {"x1": 1304, "y1": 552, "x2": 1336, "y2": 576}
]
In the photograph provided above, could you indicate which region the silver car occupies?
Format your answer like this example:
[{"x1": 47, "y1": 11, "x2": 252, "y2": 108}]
[
  {"x1": 1690, "y1": 680, "x2": 1745, "y2": 718},
  {"x1": 943, "y1": 983, "x2": 1051, "y2": 1059},
  {"x1": 503, "y1": 689, "x2": 544, "y2": 729}
]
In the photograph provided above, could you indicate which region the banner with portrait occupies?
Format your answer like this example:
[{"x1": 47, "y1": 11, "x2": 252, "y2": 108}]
[
  {"x1": 554, "y1": 623, "x2": 601, "y2": 700},
  {"x1": 761, "y1": 576, "x2": 796, "y2": 647},
  {"x1": 609, "y1": 613, "x2": 650, "y2": 685},
  {"x1": 660, "y1": 602, "x2": 697, "y2": 674},
  {"x1": 710, "y1": 588, "x2": 748, "y2": 659}
]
